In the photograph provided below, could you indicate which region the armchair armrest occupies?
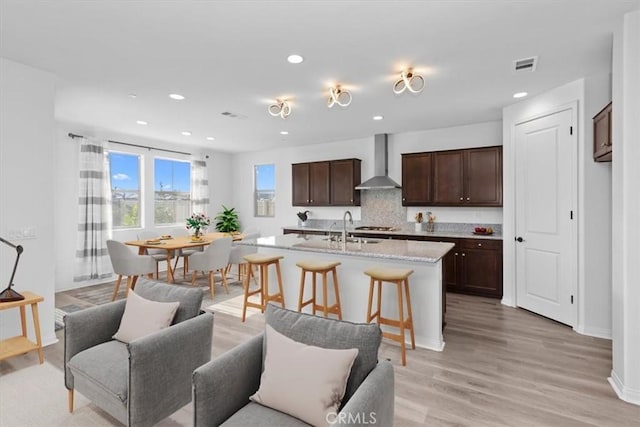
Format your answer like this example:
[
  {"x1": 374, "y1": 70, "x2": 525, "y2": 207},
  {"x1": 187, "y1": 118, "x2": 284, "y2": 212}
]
[
  {"x1": 64, "y1": 300, "x2": 126, "y2": 390},
  {"x1": 127, "y1": 311, "x2": 214, "y2": 427},
  {"x1": 334, "y1": 360, "x2": 394, "y2": 426},
  {"x1": 193, "y1": 333, "x2": 264, "y2": 427}
]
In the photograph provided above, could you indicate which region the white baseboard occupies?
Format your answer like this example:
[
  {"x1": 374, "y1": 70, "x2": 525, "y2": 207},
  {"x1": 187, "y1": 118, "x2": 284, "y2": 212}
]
[
  {"x1": 501, "y1": 297, "x2": 515, "y2": 307},
  {"x1": 609, "y1": 370, "x2": 640, "y2": 406},
  {"x1": 42, "y1": 334, "x2": 58, "y2": 347},
  {"x1": 575, "y1": 324, "x2": 612, "y2": 340}
]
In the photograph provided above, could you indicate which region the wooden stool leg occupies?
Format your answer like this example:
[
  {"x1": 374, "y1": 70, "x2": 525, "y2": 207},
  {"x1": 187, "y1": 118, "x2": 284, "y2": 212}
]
[
  {"x1": 191, "y1": 271, "x2": 198, "y2": 286},
  {"x1": 332, "y1": 267, "x2": 342, "y2": 320},
  {"x1": 404, "y1": 278, "x2": 416, "y2": 349},
  {"x1": 396, "y1": 280, "x2": 407, "y2": 366},
  {"x1": 311, "y1": 272, "x2": 317, "y2": 315},
  {"x1": 297, "y1": 269, "x2": 306, "y2": 312},
  {"x1": 275, "y1": 260, "x2": 285, "y2": 308},
  {"x1": 367, "y1": 277, "x2": 375, "y2": 322},
  {"x1": 260, "y1": 264, "x2": 267, "y2": 312},
  {"x1": 68, "y1": 389, "x2": 74, "y2": 413},
  {"x1": 112, "y1": 275, "x2": 123, "y2": 301},
  {"x1": 376, "y1": 279, "x2": 382, "y2": 326},
  {"x1": 242, "y1": 266, "x2": 250, "y2": 322},
  {"x1": 322, "y1": 271, "x2": 329, "y2": 318},
  {"x1": 209, "y1": 271, "x2": 215, "y2": 299}
]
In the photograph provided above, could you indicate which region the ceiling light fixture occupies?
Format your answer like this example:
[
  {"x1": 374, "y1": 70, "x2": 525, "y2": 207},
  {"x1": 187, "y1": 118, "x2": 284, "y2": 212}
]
[
  {"x1": 393, "y1": 68, "x2": 425, "y2": 94},
  {"x1": 268, "y1": 99, "x2": 291, "y2": 119},
  {"x1": 513, "y1": 92, "x2": 528, "y2": 98},
  {"x1": 128, "y1": 93, "x2": 137, "y2": 99},
  {"x1": 373, "y1": 115, "x2": 384, "y2": 121},
  {"x1": 206, "y1": 136, "x2": 215, "y2": 141},
  {"x1": 280, "y1": 131, "x2": 289, "y2": 135},
  {"x1": 327, "y1": 85, "x2": 352, "y2": 108},
  {"x1": 181, "y1": 131, "x2": 192, "y2": 136},
  {"x1": 287, "y1": 54, "x2": 304, "y2": 64},
  {"x1": 169, "y1": 93, "x2": 185, "y2": 100},
  {"x1": 136, "y1": 120, "x2": 148, "y2": 125}
]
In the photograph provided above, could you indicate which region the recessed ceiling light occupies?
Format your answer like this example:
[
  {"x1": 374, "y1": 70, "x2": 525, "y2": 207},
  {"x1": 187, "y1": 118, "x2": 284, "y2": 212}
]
[
  {"x1": 287, "y1": 54, "x2": 304, "y2": 64},
  {"x1": 280, "y1": 131, "x2": 289, "y2": 135},
  {"x1": 128, "y1": 93, "x2": 137, "y2": 98},
  {"x1": 373, "y1": 115, "x2": 384, "y2": 121},
  {"x1": 513, "y1": 92, "x2": 528, "y2": 98},
  {"x1": 136, "y1": 120, "x2": 148, "y2": 125},
  {"x1": 169, "y1": 93, "x2": 185, "y2": 100},
  {"x1": 181, "y1": 131, "x2": 192, "y2": 136},
  {"x1": 206, "y1": 136, "x2": 215, "y2": 141}
]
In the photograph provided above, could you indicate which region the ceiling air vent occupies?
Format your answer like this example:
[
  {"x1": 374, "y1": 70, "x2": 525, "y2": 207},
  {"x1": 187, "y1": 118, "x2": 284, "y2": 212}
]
[
  {"x1": 220, "y1": 111, "x2": 248, "y2": 119},
  {"x1": 514, "y1": 56, "x2": 538, "y2": 72}
]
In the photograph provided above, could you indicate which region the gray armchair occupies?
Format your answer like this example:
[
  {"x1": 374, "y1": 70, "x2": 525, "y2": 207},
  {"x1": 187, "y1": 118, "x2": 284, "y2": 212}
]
[
  {"x1": 64, "y1": 278, "x2": 214, "y2": 427},
  {"x1": 193, "y1": 304, "x2": 394, "y2": 426}
]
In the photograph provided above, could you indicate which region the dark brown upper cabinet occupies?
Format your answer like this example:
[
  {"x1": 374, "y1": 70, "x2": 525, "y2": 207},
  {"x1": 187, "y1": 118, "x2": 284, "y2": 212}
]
[
  {"x1": 292, "y1": 159, "x2": 361, "y2": 206},
  {"x1": 593, "y1": 102, "x2": 612, "y2": 162},
  {"x1": 331, "y1": 159, "x2": 361, "y2": 206},
  {"x1": 403, "y1": 146, "x2": 502, "y2": 207},
  {"x1": 401, "y1": 152, "x2": 433, "y2": 206}
]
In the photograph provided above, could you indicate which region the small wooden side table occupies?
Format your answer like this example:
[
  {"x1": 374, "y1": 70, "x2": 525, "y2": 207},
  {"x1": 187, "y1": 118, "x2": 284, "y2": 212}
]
[{"x1": 0, "y1": 291, "x2": 44, "y2": 363}]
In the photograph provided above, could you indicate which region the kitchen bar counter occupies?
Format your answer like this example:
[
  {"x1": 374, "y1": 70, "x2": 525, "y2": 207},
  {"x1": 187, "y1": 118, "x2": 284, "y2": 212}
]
[
  {"x1": 237, "y1": 235, "x2": 454, "y2": 351},
  {"x1": 282, "y1": 225, "x2": 502, "y2": 240}
]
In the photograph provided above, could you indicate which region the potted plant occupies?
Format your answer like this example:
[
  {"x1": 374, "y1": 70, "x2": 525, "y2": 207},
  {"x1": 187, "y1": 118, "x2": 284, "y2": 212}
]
[{"x1": 215, "y1": 205, "x2": 240, "y2": 233}]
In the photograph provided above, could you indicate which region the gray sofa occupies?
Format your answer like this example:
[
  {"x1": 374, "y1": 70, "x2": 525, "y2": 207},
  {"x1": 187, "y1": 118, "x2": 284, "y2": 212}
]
[
  {"x1": 64, "y1": 278, "x2": 214, "y2": 427},
  {"x1": 193, "y1": 304, "x2": 394, "y2": 426}
]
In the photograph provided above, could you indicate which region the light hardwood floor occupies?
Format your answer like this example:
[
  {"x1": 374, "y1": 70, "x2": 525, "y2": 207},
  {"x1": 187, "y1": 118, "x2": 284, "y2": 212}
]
[{"x1": 7, "y1": 287, "x2": 640, "y2": 426}]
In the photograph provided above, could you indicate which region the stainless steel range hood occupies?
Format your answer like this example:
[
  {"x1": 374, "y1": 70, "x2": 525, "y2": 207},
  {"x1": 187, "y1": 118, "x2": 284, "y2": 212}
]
[{"x1": 355, "y1": 134, "x2": 401, "y2": 190}]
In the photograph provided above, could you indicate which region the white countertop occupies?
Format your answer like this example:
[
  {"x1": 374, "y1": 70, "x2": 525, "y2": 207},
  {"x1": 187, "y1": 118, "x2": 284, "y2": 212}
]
[
  {"x1": 237, "y1": 234, "x2": 454, "y2": 263},
  {"x1": 282, "y1": 225, "x2": 502, "y2": 240}
]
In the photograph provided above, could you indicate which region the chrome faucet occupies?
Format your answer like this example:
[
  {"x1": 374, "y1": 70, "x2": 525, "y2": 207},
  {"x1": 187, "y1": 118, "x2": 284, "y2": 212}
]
[{"x1": 342, "y1": 210, "x2": 353, "y2": 249}]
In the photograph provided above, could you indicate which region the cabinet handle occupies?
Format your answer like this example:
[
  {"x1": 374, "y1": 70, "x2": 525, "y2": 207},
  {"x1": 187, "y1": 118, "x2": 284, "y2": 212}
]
[
  {"x1": 462, "y1": 253, "x2": 466, "y2": 257},
  {"x1": 310, "y1": 199, "x2": 313, "y2": 203},
  {"x1": 478, "y1": 243, "x2": 482, "y2": 247},
  {"x1": 466, "y1": 197, "x2": 470, "y2": 201},
  {"x1": 459, "y1": 197, "x2": 463, "y2": 201},
  {"x1": 455, "y1": 252, "x2": 458, "y2": 256}
]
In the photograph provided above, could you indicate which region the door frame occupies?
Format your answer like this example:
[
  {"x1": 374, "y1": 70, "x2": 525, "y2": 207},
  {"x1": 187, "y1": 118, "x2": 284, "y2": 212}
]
[{"x1": 507, "y1": 101, "x2": 579, "y2": 328}]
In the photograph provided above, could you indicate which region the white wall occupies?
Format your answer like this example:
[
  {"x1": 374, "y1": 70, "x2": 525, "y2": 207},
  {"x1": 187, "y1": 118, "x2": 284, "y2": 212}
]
[
  {"x1": 53, "y1": 125, "x2": 233, "y2": 291},
  {"x1": 610, "y1": 9, "x2": 640, "y2": 406},
  {"x1": 231, "y1": 121, "x2": 503, "y2": 236},
  {"x1": 0, "y1": 58, "x2": 57, "y2": 345}
]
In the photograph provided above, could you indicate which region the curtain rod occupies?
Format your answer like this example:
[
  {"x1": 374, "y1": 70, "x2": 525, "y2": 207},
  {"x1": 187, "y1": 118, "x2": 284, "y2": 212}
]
[{"x1": 68, "y1": 132, "x2": 191, "y2": 156}]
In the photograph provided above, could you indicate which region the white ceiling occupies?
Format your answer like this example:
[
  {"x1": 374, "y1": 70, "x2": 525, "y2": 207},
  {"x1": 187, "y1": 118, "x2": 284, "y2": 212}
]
[{"x1": 1, "y1": 0, "x2": 638, "y2": 153}]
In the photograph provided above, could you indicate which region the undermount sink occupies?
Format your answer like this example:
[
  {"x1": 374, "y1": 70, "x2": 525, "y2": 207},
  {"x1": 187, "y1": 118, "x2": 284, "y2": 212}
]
[{"x1": 322, "y1": 237, "x2": 381, "y2": 244}]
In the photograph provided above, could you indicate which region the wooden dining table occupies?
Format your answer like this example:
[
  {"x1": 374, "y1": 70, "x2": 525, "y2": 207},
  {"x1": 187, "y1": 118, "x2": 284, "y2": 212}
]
[{"x1": 125, "y1": 232, "x2": 243, "y2": 283}]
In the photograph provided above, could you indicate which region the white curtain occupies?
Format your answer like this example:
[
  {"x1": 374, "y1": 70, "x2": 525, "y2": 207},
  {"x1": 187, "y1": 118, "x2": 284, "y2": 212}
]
[
  {"x1": 73, "y1": 138, "x2": 112, "y2": 282},
  {"x1": 191, "y1": 159, "x2": 209, "y2": 215}
]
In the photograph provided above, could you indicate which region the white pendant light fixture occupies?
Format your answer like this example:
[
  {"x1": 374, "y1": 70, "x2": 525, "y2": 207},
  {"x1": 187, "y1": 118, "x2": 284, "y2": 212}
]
[
  {"x1": 268, "y1": 99, "x2": 291, "y2": 119},
  {"x1": 327, "y1": 85, "x2": 352, "y2": 108},
  {"x1": 393, "y1": 68, "x2": 425, "y2": 94}
]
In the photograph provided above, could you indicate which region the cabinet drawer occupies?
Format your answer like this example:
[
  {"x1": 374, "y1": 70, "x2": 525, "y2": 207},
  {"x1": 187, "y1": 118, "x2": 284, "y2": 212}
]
[{"x1": 460, "y1": 238, "x2": 502, "y2": 251}]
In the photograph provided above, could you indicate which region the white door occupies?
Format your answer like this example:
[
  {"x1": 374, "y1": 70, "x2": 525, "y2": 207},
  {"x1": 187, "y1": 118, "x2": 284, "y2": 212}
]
[{"x1": 515, "y1": 109, "x2": 575, "y2": 326}]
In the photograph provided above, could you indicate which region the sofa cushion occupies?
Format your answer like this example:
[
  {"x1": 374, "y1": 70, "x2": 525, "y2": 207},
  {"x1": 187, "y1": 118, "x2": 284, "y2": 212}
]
[
  {"x1": 67, "y1": 340, "x2": 129, "y2": 403},
  {"x1": 264, "y1": 304, "x2": 381, "y2": 405},
  {"x1": 134, "y1": 277, "x2": 203, "y2": 323},
  {"x1": 251, "y1": 325, "x2": 358, "y2": 426},
  {"x1": 113, "y1": 290, "x2": 179, "y2": 343},
  {"x1": 221, "y1": 402, "x2": 310, "y2": 427}
]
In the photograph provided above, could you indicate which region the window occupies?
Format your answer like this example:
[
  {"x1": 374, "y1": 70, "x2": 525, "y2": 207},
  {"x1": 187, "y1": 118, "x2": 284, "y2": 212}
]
[
  {"x1": 154, "y1": 158, "x2": 191, "y2": 225},
  {"x1": 109, "y1": 152, "x2": 141, "y2": 228},
  {"x1": 255, "y1": 164, "x2": 275, "y2": 217}
]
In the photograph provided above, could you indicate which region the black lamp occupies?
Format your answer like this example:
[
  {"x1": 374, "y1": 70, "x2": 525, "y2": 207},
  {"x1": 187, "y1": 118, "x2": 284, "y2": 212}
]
[{"x1": 0, "y1": 236, "x2": 25, "y2": 302}]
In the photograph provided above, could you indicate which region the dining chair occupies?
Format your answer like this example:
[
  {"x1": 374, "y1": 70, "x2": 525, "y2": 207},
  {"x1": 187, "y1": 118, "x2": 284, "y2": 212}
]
[
  {"x1": 137, "y1": 231, "x2": 176, "y2": 279},
  {"x1": 226, "y1": 232, "x2": 260, "y2": 286},
  {"x1": 189, "y1": 236, "x2": 233, "y2": 299},
  {"x1": 171, "y1": 227, "x2": 203, "y2": 278},
  {"x1": 106, "y1": 240, "x2": 156, "y2": 301}
]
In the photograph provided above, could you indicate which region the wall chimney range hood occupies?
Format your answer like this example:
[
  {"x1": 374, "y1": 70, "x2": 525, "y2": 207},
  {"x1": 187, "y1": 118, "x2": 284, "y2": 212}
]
[{"x1": 355, "y1": 134, "x2": 401, "y2": 190}]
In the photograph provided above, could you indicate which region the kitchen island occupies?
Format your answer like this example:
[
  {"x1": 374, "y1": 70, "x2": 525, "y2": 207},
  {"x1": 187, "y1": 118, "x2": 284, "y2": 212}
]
[{"x1": 237, "y1": 234, "x2": 454, "y2": 351}]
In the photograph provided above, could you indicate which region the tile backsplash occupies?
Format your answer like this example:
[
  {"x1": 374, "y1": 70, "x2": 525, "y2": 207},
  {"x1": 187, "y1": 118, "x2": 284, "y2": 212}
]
[{"x1": 360, "y1": 188, "x2": 406, "y2": 228}]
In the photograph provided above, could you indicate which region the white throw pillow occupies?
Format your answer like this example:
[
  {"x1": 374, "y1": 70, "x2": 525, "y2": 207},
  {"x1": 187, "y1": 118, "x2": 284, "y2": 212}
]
[
  {"x1": 251, "y1": 324, "x2": 359, "y2": 427},
  {"x1": 113, "y1": 290, "x2": 180, "y2": 343}
]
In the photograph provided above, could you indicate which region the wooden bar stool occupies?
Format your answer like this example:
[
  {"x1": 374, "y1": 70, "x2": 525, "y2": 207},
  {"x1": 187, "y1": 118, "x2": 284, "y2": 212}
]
[
  {"x1": 241, "y1": 253, "x2": 285, "y2": 322},
  {"x1": 296, "y1": 260, "x2": 342, "y2": 319},
  {"x1": 364, "y1": 267, "x2": 416, "y2": 366}
]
